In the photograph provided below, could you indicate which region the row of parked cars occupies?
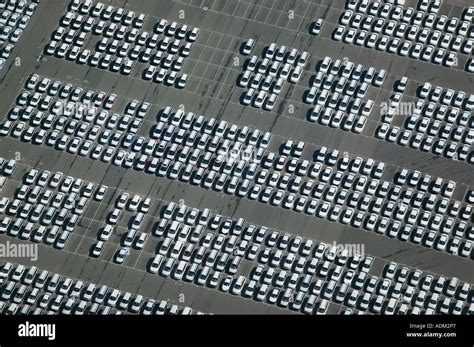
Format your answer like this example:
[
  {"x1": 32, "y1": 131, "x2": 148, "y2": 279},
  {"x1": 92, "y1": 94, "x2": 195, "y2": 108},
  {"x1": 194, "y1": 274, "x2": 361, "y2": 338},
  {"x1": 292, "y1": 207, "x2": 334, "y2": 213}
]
[
  {"x1": 239, "y1": 40, "x2": 310, "y2": 110},
  {"x1": 335, "y1": 1, "x2": 473, "y2": 68},
  {"x1": 0, "y1": 0, "x2": 39, "y2": 70},
  {"x1": 305, "y1": 55, "x2": 386, "y2": 133},
  {"x1": 1, "y1": 162, "x2": 168, "y2": 269},
  {"x1": 372, "y1": 260, "x2": 473, "y2": 315},
  {"x1": 141, "y1": 106, "x2": 473, "y2": 260},
  {"x1": 45, "y1": 0, "x2": 197, "y2": 88},
  {"x1": 3, "y1": 75, "x2": 472, "y2": 261},
  {"x1": 1, "y1": 161, "x2": 158, "y2": 268},
  {"x1": 146, "y1": 202, "x2": 364, "y2": 314},
  {"x1": 2, "y1": 165, "x2": 472, "y2": 315},
  {"x1": 2, "y1": 155, "x2": 472, "y2": 315},
  {"x1": 7, "y1": 75, "x2": 474, "y2": 256},
  {"x1": 94, "y1": 190, "x2": 154, "y2": 263},
  {"x1": 0, "y1": 160, "x2": 110, "y2": 250},
  {"x1": 0, "y1": 261, "x2": 201, "y2": 314},
  {"x1": 144, "y1": 201, "x2": 473, "y2": 314},
  {"x1": 376, "y1": 78, "x2": 473, "y2": 164},
  {"x1": 2, "y1": 74, "x2": 157, "y2": 167}
]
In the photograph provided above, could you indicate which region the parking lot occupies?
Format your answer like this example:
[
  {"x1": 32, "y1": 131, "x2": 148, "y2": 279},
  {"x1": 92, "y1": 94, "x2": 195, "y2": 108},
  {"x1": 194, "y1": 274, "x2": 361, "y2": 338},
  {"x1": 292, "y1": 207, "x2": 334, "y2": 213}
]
[
  {"x1": 0, "y1": 0, "x2": 472, "y2": 315},
  {"x1": 0, "y1": 0, "x2": 41, "y2": 70}
]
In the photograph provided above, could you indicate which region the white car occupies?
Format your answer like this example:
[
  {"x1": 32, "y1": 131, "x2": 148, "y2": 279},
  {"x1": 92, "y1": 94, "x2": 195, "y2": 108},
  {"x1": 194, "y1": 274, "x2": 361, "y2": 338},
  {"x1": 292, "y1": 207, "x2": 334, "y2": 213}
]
[
  {"x1": 253, "y1": 90, "x2": 266, "y2": 108},
  {"x1": 462, "y1": 40, "x2": 473, "y2": 55},
  {"x1": 435, "y1": 234, "x2": 448, "y2": 251},
  {"x1": 356, "y1": 31, "x2": 367, "y2": 46},
  {"x1": 177, "y1": 74, "x2": 188, "y2": 88},
  {"x1": 264, "y1": 93, "x2": 277, "y2": 111},
  {"x1": 149, "y1": 255, "x2": 164, "y2": 274},
  {"x1": 461, "y1": 241, "x2": 472, "y2": 257},
  {"x1": 1, "y1": 43, "x2": 13, "y2": 59},
  {"x1": 242, "y1": 87, "x2": 255, "y2": 104},
  {"x1": 91, "y1": 241, "x2": 104, "y2": 257},
  {"x1": 311, "y1": 19, "x2": 324, "y2": 35},
  {"x1": 10, "y1": 28, "x2": 23, "y2": 43},
  {"x1": 344, "y1": 28, "x2": 356, "y2": 44},
  {"x1": 289, "y1": 66, "x2": 303, "y2": 83},
  {"x1": 239, "y1": 70, "x2": 252, "y2": 88},
  {"x1": 340, "y1": 10, "x2": 352, "y2": 25},
  {"x1": 433, "y1": 49, "x2": 445, "y2": 64},
  {"x1": 467, "y1": 59, "x2": 474, "y2": 73},
  {"x1": 353, "y1": 116, "x2": 367, "y2": 133},
  {"x1": 56, "y1": 43, "x2": 69, "y2": 58},
  {"x1": 144, "y1": 65, "x2": 156, "y2": 80},
  {"x1": 421, "y1": 45, "x2": 434, "y2": 61},
  {"x1": 366, "y1": 33, "x2": 378, "y2": 49},
  {"x1": 419, "y1": 82, "x2": 432, "y2": 98},
  {"x1": 242, "y1": 38, "x2": 255, "y2": 55},
  {"x1": 377, "y1": 36, "x2": 389, "y2": 51},
  {"x1": 115, "y1": 247, "x2": 129, "y2": 264},
  {"x1": 445, "y1": 52, "x2": 457, "y2": 67},
  {"x1": 411, "y1": 43, "x2": 423, "y2": 59},
  {"x1": 154, "y1": 68, "x2": 166, "y2": 83},
  {"x1": 333, "y1": 26, "x2": 345, "y2": 41}
]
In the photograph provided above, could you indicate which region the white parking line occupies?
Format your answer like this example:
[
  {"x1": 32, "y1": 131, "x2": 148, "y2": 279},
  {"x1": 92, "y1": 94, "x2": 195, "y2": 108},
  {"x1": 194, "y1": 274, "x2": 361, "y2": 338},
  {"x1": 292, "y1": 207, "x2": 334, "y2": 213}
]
[
  {"x1": 187, "y1": 30, "x2": 214, "y2": 87},
  {"x1": 295, "y1": 0, "x2": 313, "y2": 32},
  {"x1": 265, "y1": 1, "x2": 283, "y2": 26},
  {"x1": 193, "y1": 33, "x2": 224, "y2": 92},
  {"x1": 207, "y1": 0, "x2": 217, "y2": 11},
  {"x1": 220, "y1": 0, "x2": 231, "y2": 13},
  {"x1": 239, "y1": 0, "x2": 253, "y2": 19},
  {"x1": 212, "y1": 36, "x2": 241, "y2": 99},
  {"x1": 250, "y1": 0, "x2": 266, "y2": 22},
  {"x1": 177, "y1": 0, "x2": 330, "y2": 36},
  {"x1": 261, "y1": 0, "x2": 274, "y2": 25},
  {"x1": 183, "y1": 0, "x2": 469, "y2": 75},
  {"x1": 210, "y1": 0, "x2": 220, "y2": 11},
  {"x1": 120, "y1": 0, "x2": 470, "y2": 82},
  {"x1": 231, "y1": 0, "x2": 241, "y2": 17},
  {"x1": 237, "y1": 0, "x2": 339, "y2": 31}
]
